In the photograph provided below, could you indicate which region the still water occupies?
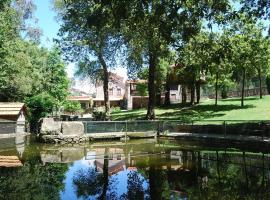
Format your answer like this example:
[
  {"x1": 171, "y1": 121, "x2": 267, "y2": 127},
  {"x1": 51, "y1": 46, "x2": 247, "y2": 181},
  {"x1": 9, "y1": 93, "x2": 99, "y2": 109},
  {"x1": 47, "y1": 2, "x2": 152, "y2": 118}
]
[{"x1": 0, "y1": 136, "x2": 270, "y2": 200}]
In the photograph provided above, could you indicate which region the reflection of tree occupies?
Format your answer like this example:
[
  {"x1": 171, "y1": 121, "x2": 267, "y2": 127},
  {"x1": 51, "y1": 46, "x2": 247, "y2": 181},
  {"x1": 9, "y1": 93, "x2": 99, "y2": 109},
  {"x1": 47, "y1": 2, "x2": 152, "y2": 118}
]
[
  {"x1": 148, "y1": 156, "x2": 170, "y2": 200},
  {"x1": 120, "y1": 171, "x2": 146, "y2": 200},
  {"x1": 187, "y1": 151, "x2": 270, "y2": 200},
  {"x1": 0, "y1": 145, "x2": 68, "y2": 200},
  {"x1": 73, "y1": 148, "x2": 117, "y2": 199}
]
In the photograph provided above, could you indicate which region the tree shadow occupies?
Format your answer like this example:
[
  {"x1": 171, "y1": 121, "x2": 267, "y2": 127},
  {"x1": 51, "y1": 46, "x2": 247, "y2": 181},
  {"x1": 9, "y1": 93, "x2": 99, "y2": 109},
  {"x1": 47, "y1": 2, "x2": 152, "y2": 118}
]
[
  {"x1": 158, "y1": 104, "x2": 255, "y2": 122},
  {"x1": 220, "y1": 97, "x2": 259, "y2": 102},
  {"x1": 112, "y1": 103, "x2": 256, "y2": 121},
  {"x1": 192, "y1": 104, "x2": 255, "y2": 112}
]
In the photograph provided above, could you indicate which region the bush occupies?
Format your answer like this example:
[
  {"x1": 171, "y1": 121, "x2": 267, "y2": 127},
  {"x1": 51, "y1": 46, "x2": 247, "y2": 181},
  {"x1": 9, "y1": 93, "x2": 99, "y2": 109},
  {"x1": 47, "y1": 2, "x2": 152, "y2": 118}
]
[
  {"x1": 92, "y1": 107, "x2": 110, "y2": 121},
  {"x1": 63, "y1": 100, "x2": 82, "y2": 114},
  {"x1": 266, "y1": 74, "x2": 270, "y2": 94},
  {"x1": 110, "y1": 106, "x2": 121, "y2": 113},
  {"x1": 25, "y1": 92, "x2": 56, "y2": 133}
]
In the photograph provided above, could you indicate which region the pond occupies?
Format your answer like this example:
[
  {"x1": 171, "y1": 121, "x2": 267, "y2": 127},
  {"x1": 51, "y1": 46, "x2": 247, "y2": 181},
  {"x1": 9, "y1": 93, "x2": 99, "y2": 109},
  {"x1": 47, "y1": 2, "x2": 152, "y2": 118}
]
[{"x1": 0, "y1": 136, "x2": 270, "y2": 200}]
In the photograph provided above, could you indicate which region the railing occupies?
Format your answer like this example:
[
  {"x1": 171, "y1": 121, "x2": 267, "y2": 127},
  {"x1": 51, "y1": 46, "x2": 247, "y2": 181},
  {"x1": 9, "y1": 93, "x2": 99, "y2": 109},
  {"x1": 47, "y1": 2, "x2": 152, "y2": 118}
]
[{"x1": 82, "y1": 120, "x2": 270, "y2": 139}]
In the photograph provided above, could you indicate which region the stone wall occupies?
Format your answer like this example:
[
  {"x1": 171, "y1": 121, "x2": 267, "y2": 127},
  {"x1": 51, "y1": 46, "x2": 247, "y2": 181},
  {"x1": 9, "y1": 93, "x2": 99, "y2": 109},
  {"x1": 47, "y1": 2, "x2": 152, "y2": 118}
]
[{"x1": 39, "y1": 118, "x2": 88, "y2": 144}]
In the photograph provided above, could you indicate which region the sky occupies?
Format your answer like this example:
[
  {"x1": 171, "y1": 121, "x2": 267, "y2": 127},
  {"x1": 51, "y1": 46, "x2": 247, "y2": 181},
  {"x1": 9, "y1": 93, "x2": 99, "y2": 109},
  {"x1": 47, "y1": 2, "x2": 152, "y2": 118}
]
[{"x1": 34, "y1": 0, "x2": 127, "y2": 93}]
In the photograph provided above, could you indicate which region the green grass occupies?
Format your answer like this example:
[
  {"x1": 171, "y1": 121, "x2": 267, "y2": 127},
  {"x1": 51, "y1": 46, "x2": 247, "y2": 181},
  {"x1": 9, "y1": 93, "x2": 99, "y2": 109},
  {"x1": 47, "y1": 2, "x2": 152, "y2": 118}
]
[{"x1": 111, "y1": 95, "x2": 270, "y2": 122}]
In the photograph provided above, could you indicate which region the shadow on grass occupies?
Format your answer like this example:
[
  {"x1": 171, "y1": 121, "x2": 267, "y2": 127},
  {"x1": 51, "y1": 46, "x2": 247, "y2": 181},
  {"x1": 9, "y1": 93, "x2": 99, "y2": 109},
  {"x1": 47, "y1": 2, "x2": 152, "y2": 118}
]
[
  {"x1": 192, "y1": 104, "x2": 255, "y2": 112},
  {"x1": 220, "y1": 97, "x2": 259, "y2": 102},
  {"x1": 112, "y1": 103, "x2": 256, "y2": 121},
  {"x1": 158, "y1": 104, "x2": 255, "y2": 122}
]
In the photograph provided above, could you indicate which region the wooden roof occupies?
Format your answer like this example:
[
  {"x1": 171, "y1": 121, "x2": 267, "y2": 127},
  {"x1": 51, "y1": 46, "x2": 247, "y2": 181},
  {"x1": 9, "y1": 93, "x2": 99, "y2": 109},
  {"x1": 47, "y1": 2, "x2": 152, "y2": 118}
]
[{"x1": 0, "y1": 103, "x2": 25, "y2": 116}]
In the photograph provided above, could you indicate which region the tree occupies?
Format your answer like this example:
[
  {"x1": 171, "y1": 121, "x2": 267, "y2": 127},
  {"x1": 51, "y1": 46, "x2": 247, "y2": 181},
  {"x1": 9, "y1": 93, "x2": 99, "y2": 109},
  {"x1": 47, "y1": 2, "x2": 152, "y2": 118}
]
[
  {"x1": 136, "y1": 82, "x2": 148, "y2": 108},
  {"x1": 122, "y1": 0, "x2": 230, "y2": 118},
  {"x1": 249, "y1": 27, "x2": 270, "y2": 99},
  {"x1": 228, "y1": 15, "x2": 266, "y2": 106},
  {"x1": 177, "y1": 33, "x2": 211, "y2": 105},
  {"x1": 55, "y1": 0, "x2": 123, "y2": 120},
  {"x1": 44, "y1": 47, "x2": 69, "y2": 103}
]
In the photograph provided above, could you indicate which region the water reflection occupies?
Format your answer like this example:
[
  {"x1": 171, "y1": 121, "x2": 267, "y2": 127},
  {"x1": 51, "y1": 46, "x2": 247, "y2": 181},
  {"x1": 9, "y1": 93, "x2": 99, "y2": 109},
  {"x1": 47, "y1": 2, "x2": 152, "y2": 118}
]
[{"x1": 0, "y1": 137, "x2": 270, "y2": 199}]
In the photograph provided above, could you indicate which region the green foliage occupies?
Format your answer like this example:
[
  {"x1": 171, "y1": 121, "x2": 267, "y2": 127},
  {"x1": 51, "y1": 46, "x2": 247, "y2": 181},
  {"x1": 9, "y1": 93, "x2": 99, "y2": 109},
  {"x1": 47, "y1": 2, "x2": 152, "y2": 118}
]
[
  {"x1": 25, "y1": 92, "x2": 56, "y2": 132},
  {"x1": 44, "y1": 47, "x2": 69, "y2": 102},
  {"x1": 56, "y1": 0, "x2": 123, "y2": 118},
  {"x1": 92, "y1": 107, "x2": 111, "y2": 121},
  {"x1": 136, "y1": 83, "x2": 148, "y2": 97},
  {"x1": 266, "y1": 74, "x2": 270, "y2": 94},
  {"x1": 110, "y1": 106, "x2": 121, "y2": 113},
  {"x1": 63, "y1": 100, "x2": 82, "y2": 114}
]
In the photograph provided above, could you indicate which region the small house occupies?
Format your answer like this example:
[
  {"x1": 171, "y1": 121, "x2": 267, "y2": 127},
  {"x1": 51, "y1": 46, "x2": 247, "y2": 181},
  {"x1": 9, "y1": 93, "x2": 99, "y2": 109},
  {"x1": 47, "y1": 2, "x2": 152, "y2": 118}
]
[{"x1": 0, "y1": 103, "x2": 26, "y2": 134}]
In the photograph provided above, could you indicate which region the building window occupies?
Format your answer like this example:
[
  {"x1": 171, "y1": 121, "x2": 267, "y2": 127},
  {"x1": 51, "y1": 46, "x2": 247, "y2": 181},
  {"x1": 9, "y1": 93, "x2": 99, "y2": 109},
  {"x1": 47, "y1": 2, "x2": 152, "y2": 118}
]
[
  {"x1": 117, "y1": 88, "x2": 121, "y2": 95},
  {"x1": 109, "y1": 88, "x2": 113, "y2": 95}
]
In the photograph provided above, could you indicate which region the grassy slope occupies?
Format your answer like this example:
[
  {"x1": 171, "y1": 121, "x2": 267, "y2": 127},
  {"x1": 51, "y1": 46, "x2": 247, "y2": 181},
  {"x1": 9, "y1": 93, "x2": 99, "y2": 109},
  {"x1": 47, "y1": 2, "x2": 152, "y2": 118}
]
[{"x1": 112, "y1": 95, "x2": 270, "y2": 121}]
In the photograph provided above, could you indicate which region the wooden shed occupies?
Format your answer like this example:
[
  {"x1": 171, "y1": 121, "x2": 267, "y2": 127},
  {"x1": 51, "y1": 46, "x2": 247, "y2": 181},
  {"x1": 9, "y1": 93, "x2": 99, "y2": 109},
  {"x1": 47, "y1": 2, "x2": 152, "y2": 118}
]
[{"x1": 0, "y1": 103, "x2": 26, "y2": 134}]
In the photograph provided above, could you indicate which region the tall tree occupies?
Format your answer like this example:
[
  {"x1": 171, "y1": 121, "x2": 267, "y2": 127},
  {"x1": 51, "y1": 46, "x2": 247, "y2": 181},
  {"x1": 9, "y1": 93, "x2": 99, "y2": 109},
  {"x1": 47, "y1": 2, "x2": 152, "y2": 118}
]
[
  {"x1": 228, "y1": 15, "x2": 265, "y2": 106},
  {"x1": 55, "y1": 0, "x2": 123, "y2": 119},
  {"x1": 123, "y1": 0, "x2": 230, "y2": 119}
]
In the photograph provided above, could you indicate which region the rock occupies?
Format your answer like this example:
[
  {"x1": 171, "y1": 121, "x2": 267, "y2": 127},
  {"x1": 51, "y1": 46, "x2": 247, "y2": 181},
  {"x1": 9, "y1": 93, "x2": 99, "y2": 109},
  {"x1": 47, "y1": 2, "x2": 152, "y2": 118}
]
[
  {"x1": 40, "y1": 118, "x2": 61, "y2": 135},
  {"x1": 62, "y1": 122, "x2": 84, "y2": 136}
]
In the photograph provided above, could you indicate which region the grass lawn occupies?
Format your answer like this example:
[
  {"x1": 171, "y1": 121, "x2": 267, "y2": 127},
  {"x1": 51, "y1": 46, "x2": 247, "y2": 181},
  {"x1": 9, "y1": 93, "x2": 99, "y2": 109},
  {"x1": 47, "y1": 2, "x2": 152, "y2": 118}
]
[{"x1": 111, "y1": 95, "x2": 270, "y2": 122}]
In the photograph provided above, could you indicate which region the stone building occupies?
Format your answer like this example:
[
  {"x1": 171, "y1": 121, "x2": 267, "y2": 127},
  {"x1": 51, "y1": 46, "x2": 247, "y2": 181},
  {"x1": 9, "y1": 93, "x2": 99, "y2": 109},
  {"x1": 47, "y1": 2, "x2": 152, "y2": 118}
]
[
  {"x1": 125, "y1": 80, "x2": 181, "y2": 110},
  {"x1": 0, "y1": 103, "x2": 26, "y2": 134},
  {"x1": 93, "y1": 72, "x2": 125, "y2": 107}
]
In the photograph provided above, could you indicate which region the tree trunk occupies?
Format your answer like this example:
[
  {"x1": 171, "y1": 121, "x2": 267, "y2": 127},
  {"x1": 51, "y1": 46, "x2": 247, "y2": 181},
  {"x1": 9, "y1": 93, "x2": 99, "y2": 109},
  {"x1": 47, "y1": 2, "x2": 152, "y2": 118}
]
[
  {"x1": 258, "y1": 68, "x2": 262, "y2": 99},
  {"x1": 190, "y1": 84, "x2": 195, "y2": 105},
  {"x1": 156, "y1": 88, "x2": 161, "y2": 106},
  {"x1": 182, "y1": 85, "x2": 187, "y2": 103},
  {"x1": 215, "y1": 72, "x2": 219, "y2": 106},
  {"x1": 99, "y1": 148, "x2": 109, "y2": 200},
  {"x1": 146, "y1": 52, "x2": 156, "y2": 120},
  {"x1": 195, "y1": 81, "x2": 201, "y2": 104},
  {"x1": 241, "y1": 68, "x2": 246, "y2": 107},
  {"x1": 98, "y1": 53, "x2": 110, "y2": 119},
  {"x1": 164, "y1": 72, "x2": 170, "y2": 106}
]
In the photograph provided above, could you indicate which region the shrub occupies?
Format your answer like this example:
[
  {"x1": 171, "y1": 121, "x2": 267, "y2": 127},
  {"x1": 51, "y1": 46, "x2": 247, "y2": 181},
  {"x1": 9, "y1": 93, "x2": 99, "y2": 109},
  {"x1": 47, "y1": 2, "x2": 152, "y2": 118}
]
[
  {"x1": 110, "y1": 106, "x2": 121, "y2": 113},
  {"x1": 63, "y1": 100, "x2": 82, "y2": 114},
  {"x1": 266, "y1": 74, "x2": 270, "y2": 94},
  {"x1": 92, "y1": 107, "x2": 110, "y2": 121},
  {"x1": 25, "y1": 92, "x2": 56, "y2": 133}
]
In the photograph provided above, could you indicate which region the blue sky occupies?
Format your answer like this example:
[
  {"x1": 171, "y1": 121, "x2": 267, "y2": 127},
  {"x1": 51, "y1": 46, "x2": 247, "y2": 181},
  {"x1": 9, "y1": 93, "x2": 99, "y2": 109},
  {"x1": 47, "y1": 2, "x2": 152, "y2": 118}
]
[
  {"x1": 34, "y1": 0, "x2": 127, "y2": 91},
  {"x1": 35, "y1": 0, "x2": 59, "y2": 49}
]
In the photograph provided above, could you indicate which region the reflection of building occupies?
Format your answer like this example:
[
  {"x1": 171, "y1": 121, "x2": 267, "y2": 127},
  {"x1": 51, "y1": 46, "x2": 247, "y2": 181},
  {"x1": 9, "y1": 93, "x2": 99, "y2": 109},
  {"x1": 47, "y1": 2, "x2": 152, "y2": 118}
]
[
  {"x1": 0, "y1": 155, "x2": 22, "y2": 167},
  {"x1": 90, "y1": 148, "x2": 127, "y2": 176}
]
